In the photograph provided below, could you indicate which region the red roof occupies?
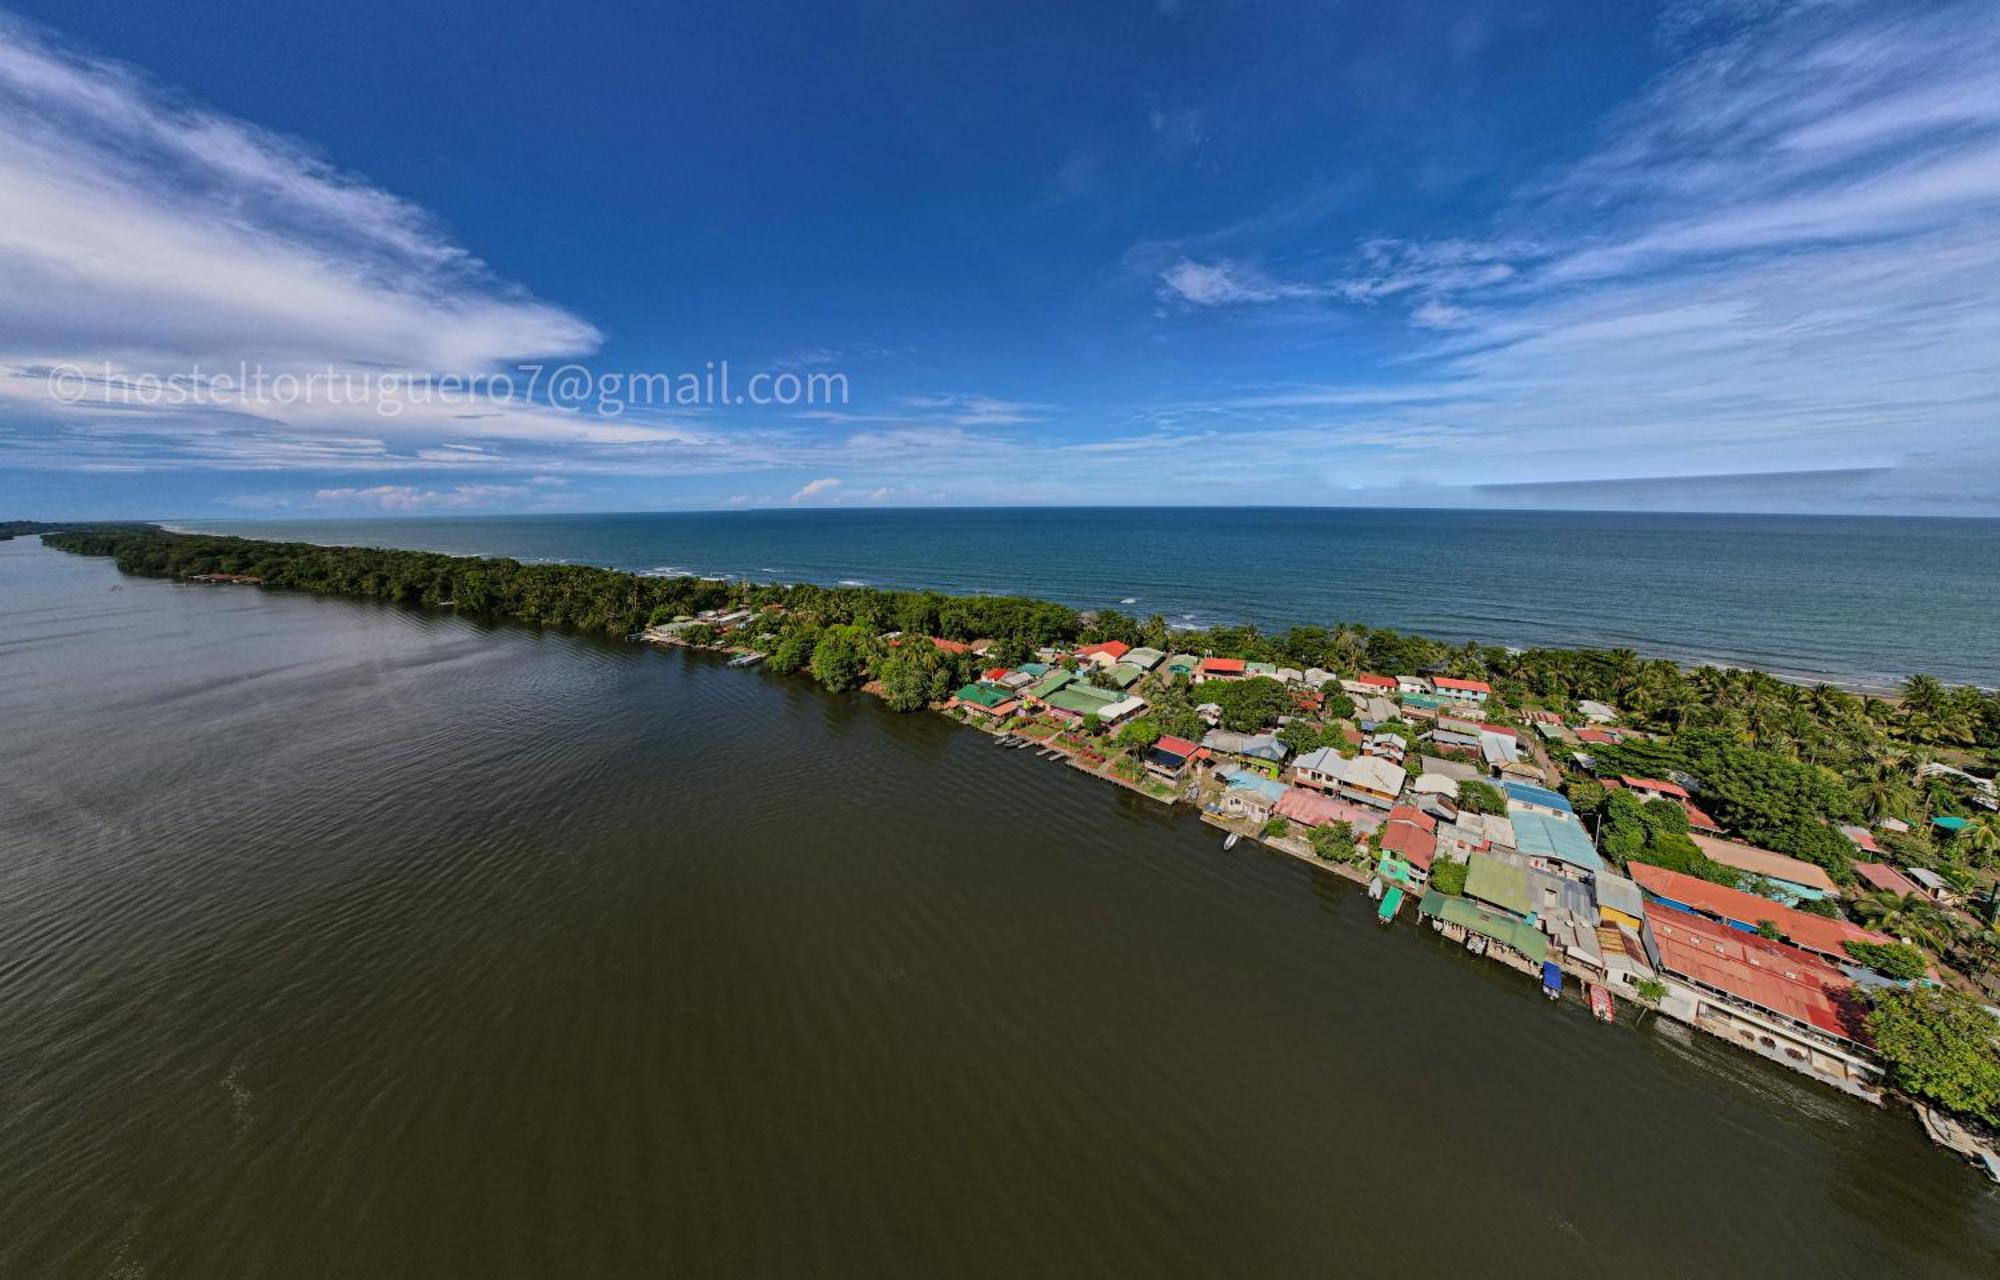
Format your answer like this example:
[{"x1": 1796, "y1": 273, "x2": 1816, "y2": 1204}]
[
  {"x1": 1576, "y1": 727, "x2": 1622, "y2": 745},
  {"x1": 1854, "y1": 862, "x2": 1923, "y2": 897},
  {"x1": 1077, "y1": 640, "x2": 1130, "y2": 660},
  {"x1": 1647, "y1": 903, "x2": 1869, "y2": 1046},
  {"x1": 1433, "y1": 676, "x2": 1491, "y2": 694},
  {"x1": 1355, "y1": 673, "x2": 1397, "y2": 688},
  {"x1": 1387, "y1": 804, "x2": 1437, "y2": 833},
  {"x1": 930, "y1": 637, "x2": 973, "y2": 654},
  {"x1": 983, "y1": 666, "x2": 1010, "y2": 682},
  {"x1": 1683, "y1": 801, "x2": 1722, "y2": 833},
  {"x1": 1199, "y1": 657, "x2": 1246, "y2": 675},
  {"x1": 1277, "y1": 787, "x2": 1382, "y2": 831},
  {"x1": 1382, "y1": 819, "x2": 1438, "y2": 870},
  {"x1": 1155, "y1": 735, "x2": 1201, "y2": 758},
  {"x1": 1626, "y1": 862, "x2": 1893, "y2": 959},
  {"x1": 1621, "y1": 776, "x2": 1690, "y2": 799}
]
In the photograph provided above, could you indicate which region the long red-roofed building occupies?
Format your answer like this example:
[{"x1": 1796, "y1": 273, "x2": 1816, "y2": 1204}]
[
  {"x1": 1647, "y1": 902, "x2": 1880, "y2": 1094},
  {"x1": 1626, "y1": 862, "x2": 1893, "y2": 964}
]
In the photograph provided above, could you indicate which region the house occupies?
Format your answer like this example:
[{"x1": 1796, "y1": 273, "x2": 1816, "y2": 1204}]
[
  {"x1": 952, "y1": 683, "x2": 1019, "y2": 720},
  {"x1": 1339, "y1": 754, "x2": 1406, "y2": 810},
  {"x1": 1196, "y1": 657, "x2": 1247, "y2": 683},
  {"x1": 1167, "y1": 653, "x2": 1200, "y2": 677},
  {"x1": 1626, "y1": 863, "x2": 1894, "y2": 966},
  {"x1": 1244, "y1": 660, "x2": 1279, "y2": 678},
  {"x1": 1144, "y1": 734, "x2": 1207, "y2": 782},
  {"x1": 1303, "y1": 667, "x2": 1337, "y2": 688},
  {"x1": 1605, "y1": 775, "x2": 1723, "y2": 833},
  {"x1": 1418, "y1": 891, "x2": 1549, "y2": 968},
  {"x1": 1274, "y1": 666, "x2": 1305, "y2": 686},
  {"x1": 1432, "y1": 676, "x2": 1491, "y2": 705},
  {"x1": 1201, "y1": 729, "x2": 1288, "y2": 765},
  {"x1": 1023, "y1": 669, "x2": 1075, "y2": 705},
  {"x1": 1906, "y1": 867, "x2": 1956, "y2": 905},
  {"x1": 1362, "y1": 731, "x2": 1407, "y2": 764},
  {"x1": 1396, "y1": 675, "x2": 1431, "y2": 697},
  {"x1": 1576, "y1": 699, "x2": 1619, "y2": 723},
  {"x1": 1502, "y1": 780, "x2": 1572, "y2": 817},
  {"x1": 1353, "y1": 673, "x2": 1398, "y2": 692},
  {"x1": 1594, "y1": 872, "x2": 1647, "y2": 931},
  {"x1": 1854, "y1": 862, "x2": 1924, "y2": 899},
  {"x1": 1124, "y1": 646, "x2": 1167, "y2": 671},
  {"x1": 1839, "y1": 824, "x2": 1884, "y2": 856},
  {"x1": 1647, "y1": 903, "x2": 1881, "y2": 1096},
  {"x1": 1689, "y1": 834, "x2": 1838, "y2": 903},
  {"x1": 1575, "y1": 726, "x2": 1630, "y2": 747},
  {"x1": 1275, "y1": 787, "x2": 1384, "y2": 834},
  {"x1": 997, "y1": 668, "x2": 1038, "y2": 691},
  {"x1": 1100, "y1": 663, "x2": 1145, "y2": 690},
  {"x1": 1430, "y1": 716, "x2": 1485, "y2": 751},
  {"x1": 1420, "y1": 754, "x2": 1484, "y2": 784},
  {"x1": 1292, "y1": 746, "x2": 1348, "y2": 793},
  {"x1": 1381, "y1": 806, "x2": 1439, "y2": 873},
  {"x1": 1218, "y1": 768, "x2": 1287, "y2": 824},
  {"x1": 1464, "y1": 853, "x2": 1536, "y2": 920},
  {"x1": 1508, "y1": 809, "x2": 1603, "y2": 875},
  {"x1": 1074, "y1": 640, "x2": 1131, "y2": 669},
  {"x1": 1043, "y1": 682, "x2": 1142, "y2": 726},
  {"x1": 1361, "y1": 696, "x2": 1400, "y2": 725},
  {"x1": 1438, "y1": 811, "x2": 1516, "y2": 862}
]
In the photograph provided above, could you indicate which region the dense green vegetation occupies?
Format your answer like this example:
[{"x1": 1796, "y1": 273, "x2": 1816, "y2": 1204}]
[{"x1": 1865, "y1": 987, "x2": 2000, "y2": 1125}]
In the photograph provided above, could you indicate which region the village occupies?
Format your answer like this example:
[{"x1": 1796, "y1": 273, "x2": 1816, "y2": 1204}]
[{"x1": 650, "y1": 612, "x2": 2000, "y2": 1179}]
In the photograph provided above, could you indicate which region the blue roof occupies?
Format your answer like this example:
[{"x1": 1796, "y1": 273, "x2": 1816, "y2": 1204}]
[
  {"x1": 1509, "y1": 809, "x2": 1603, "y2": 872},
  {"x1": 1503, "y1": 780, "x2": 1573, "y2": 813},
  {"x1": 1218, "y1": 767, "x2": 1286, "y2": 803},
  {"x1": 1541, "y1": 961, "x2": 1563, "y2": 990}
]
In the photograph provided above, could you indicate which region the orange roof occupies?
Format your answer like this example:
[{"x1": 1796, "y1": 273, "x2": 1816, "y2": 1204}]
[
  {"x1": 1355, "y1": 673, "x2": 1397, "y2": 688},
  {"x1": 1199, "y1": 657, "x2": 1246, "y2": 674},
  {"x1": 1276, "y1": 788, "x2": 1380, "y2": 831},
  {"x1": 1381, "y1": 820, "x2": 1438, "y2": 870},
  {"x1": 1077, "y1": 640, "x2": 1130, "y2": 660},
  {"x1": 1689, "y1": 834, "x2": 1837, "y2": 893},
  {"x1": 1620, "y1": 776, "x2": 1690, "y2": 799},
  {"x1": 930, "y1": 637, "x2": 973, "y2": 654},
  {"x1": 1433, "y1": 676, "x2": 1491, "y2": 693},
  {"x1": 1387, "y1": 805, "x2": 1437, "y2": 833},
  {"x1": 1648, "y1": 904, "x2": 1869, "y2": 1045},
  {"x1": 1854, "y1": 862, "x2": 1923, "y2": 897},
  {"x1": 982, "y1": 666, "x2": 1010, "y2": 682},
  {"x1": 1155, "y1": 735, "x2": 1201, "y2": 758},
  {"x1": 1627, "y1": 862, "x2": 1892, "y2": 959}
]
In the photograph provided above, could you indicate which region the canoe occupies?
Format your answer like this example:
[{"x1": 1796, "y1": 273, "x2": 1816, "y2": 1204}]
[{"x1": 1588, "y1": 983, "x2": 1614, "y2": 1023}]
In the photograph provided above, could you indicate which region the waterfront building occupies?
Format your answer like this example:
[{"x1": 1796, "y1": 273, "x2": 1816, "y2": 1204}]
[{"x1": 1648, "y1": 903, "x2": 1882, "y2": 1097}]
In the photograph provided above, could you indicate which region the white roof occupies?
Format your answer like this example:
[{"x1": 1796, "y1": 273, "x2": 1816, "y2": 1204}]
[
  {"x1": 1294, "y1": 746, "x2": 1345, "y2": 774},
  {"x1": 1098, "y1": 695, "x2": 1147, "y2": 722},
  {"x1": 1342, "y1": 754, "x2": 1405, "y2": 796},
  {"x1": 1412, "y1": 773, "x2": 1460, "y2": 797}
]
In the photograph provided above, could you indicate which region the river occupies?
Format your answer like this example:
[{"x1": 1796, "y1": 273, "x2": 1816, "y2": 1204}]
[{"x1": 3, "y1": 535, "x2": 1996, "y2": 1277}]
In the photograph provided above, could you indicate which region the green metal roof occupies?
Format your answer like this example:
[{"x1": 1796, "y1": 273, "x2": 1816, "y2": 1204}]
[
  {"x1": 1102, "y1": 663, "x2": 1144, "y2": 688},
  {"x1": 1418, "y1": 891, "x2": 1549, "y2": 962},
  {"x1": 1125, "y1": 647, "x2": 1166, "y2": 669},
  {"x1": 1046, "y1": 684, "x2": 1122, "y2": 716},
  {"x1": 1026, "y1": 670, "x2": 1075, "y2": 700},
  {"x1": 1464, "y1": 853, "x2": 1534, "y2": 917},
  {"x1": 956, "y1": 683, "x2": 1012, "y2": 709}
]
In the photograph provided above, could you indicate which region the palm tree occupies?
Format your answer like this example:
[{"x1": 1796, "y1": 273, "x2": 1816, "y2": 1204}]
[
  {"x1": 1850, "y1": 891, "x2": 1956, "y2": 951},
  {"x1": 1958, "y1": 813, "x2": 2000, "y2": 870}
]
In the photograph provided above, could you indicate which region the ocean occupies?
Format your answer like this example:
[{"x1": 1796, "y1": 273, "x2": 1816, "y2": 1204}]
[
  {"x1": 5, "y1": 534, "x2": 1997, "y2": 1277},
  {"x1": 175, "y1": 507, "x2": 2000, "y2": 689}
]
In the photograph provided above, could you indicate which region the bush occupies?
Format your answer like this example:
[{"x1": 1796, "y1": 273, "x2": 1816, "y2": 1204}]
[
  {"x1": 1262, "y1": 817, "x2": 1290, "y2": 840},
  {"x1": 1867, "y1": 987, "x2": 2000, "y2": 1124},
  {"x1": 1429, "y1": 858, "x2": 1469, "y2": 896},
  {"x1": 1456, "y1": 780, "x2": 1507, "y2": 816}
]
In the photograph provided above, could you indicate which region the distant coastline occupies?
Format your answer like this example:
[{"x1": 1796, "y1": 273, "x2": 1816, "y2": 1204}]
[{"x1": 158, "y1": 508, "x2": 2000, "y2": 691}]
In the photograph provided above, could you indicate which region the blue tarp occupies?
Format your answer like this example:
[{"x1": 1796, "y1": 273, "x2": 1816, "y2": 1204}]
[{"x1": 1541, "y1": 961, "x2": 1563, "y2": 993}]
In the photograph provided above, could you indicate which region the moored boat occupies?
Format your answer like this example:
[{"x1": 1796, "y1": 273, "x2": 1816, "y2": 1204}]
[{"x1": 1588, "y1": 982, "x2": 1614, "y2": 1023}]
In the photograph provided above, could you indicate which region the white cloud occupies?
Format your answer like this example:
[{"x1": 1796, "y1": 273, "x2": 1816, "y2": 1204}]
[
  {"x1": 788, "y1": 476, "x2": 841, "y2": 503},
  {"x1": 1159, "y1": 259, "x2": 1282, "y2": 306}
]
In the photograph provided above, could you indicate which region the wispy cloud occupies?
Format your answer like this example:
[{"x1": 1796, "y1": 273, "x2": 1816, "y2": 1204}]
[{"x1": 313, "y1": 483, "x2": 533, "y2": 511}]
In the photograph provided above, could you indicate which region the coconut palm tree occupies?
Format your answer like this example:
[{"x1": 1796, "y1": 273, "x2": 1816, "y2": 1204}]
[
  {"x1": 1850, "y1": 891, "x2": 1956, "y2": 951},
  {"x1": 1958, "y1": 813, "x2": 2000, "y2": 869}
]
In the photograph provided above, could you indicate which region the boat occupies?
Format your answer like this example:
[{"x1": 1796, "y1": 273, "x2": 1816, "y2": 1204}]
[
  {"x1": 1587, "y1": 983, "x2": 1614, "y2": 1023},
  {"x1": 1541, "y1": 961, "x2": 1563, "y2": 1001},
  {"x1": 725, "y1": 651, "x2": 765, "y2": 668},
  {"x1": 1376, "y1": 885, "x2": 1404, "y2": 924},
  {"x1": 1366, "y1": 875, "x2": 1383, "y2": 901},
  {"x1": 1223, "y1": 832, "x2": 1241, "y2": 850}
]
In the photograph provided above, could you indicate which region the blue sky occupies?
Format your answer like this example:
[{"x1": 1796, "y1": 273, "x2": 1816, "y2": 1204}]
[{"x1": 2, "y1": 0, "x2": 1998, "y2": 518}]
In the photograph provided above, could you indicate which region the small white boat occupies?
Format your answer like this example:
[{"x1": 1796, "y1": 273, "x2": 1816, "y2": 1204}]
[{"x1": 1223, "y1": 832, "x2": 1241, "y2": 850}]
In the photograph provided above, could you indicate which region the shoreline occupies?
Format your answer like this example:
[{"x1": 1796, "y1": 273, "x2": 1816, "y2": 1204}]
[
  {"x1": 32, "y1": 526, "x2": 2000, "y2": 1179},
  {"x1": 145, "y1": 518, "x2": 1978, "y2": 696}
]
